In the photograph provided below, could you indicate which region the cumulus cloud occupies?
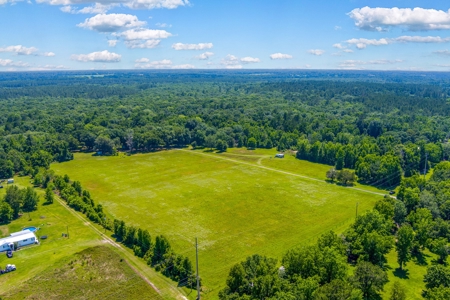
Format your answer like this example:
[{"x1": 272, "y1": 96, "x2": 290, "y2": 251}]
[
  {"x1": 172, "y1": 43, "x2": 213, "y2": 50},
  {"x1": 77, "y1": 14, "x2": 146, "y2": 32},
  {"x1": 0, "y1": 45, "x2": 38, "y2": 55},
  {"x1": 269, "y1": 53, "x2": 293, "y2": 60},
  {"x1": 221, "y1": 54, "x2": 240, "y2": 66},
  {"x1": 339, "y1": 59, "x2": 403, "y2": 68},
  {"x1": 433, "y1": 50, "x2": 450, "y2": 56},
  {"x1": 156, "y1": 22, "x2": 171, "y2": 28},
  {"x1": 37, "y1": 0, "x2": 189, "y2": 10},
  {"x1": 114, "y1": 28, "x2": 171, "y2": 40},
  {"x1": 134, "y1": 58, "x2": 195, "y2": 69},
  {"x1": 348, "y1": 7, "x2": 450, "y2": 31},
  {"x1": 195, "y1": 52, "x2": 214, "y2": 60},
  {"x1": 346, "y1": 35, "x2": 450, "y2": 49},
  {"x1": 0, "y1": 59, "x2": 29, "y2": 67},
  {"x1": 61, "y1": 3, "x2": 118, "y2": 14},
  {"x1": 346, "y1": 38, "x2": 389, "y2": 49},
  {"x1": 108, "y1": 40, "x2": 118, "y2": 47},
  {"x1": 240, "y1": 57, "x2": 260, "y2": 63},
  {"x1": 308, "y1": 49, "x2": 325, "y2": 56},
  {"x1": 71, "y1": 50, "x2": 121, "y2": 62},
  {"x1": 225, "y1": 65, "x2": 243, "y2": 69},
  {"x1": 333, "y1": 43, "x2": 345, "y2": 49},
  {"x1": 124, "y1": 40, "x2": 161, "y2": 48}
]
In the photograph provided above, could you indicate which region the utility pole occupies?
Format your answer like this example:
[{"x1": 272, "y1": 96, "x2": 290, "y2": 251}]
[
  {"x1": 196, "y1": 237, "x2": 200, "y2": 300},
  {"x1": 424, "y1": 152, "x2": 428, "y2": 179}
]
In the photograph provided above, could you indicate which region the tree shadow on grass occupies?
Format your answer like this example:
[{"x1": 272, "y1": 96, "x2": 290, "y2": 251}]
[
  {"x1": 393, "y1": 268, "x2": 410, "y2": 279},
  {"x1": 412, "y1": 251, "x2": 430, "y2": 266}
]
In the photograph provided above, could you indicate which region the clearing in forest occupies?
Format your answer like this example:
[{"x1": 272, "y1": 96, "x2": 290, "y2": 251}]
[{"x1": 52, "y1": 150, "x2": 382, "y2": 298}]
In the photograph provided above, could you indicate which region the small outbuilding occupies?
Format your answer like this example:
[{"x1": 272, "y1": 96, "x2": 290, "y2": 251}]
[
  {"x1": 7, "y1": 179, "x2": 14, "y2": 184},
  {"x1": 275, "y1": 153, "x2": 285, "y2": 158},
  {"x1": 0, "y1": 230, "x2": 39, "y2": 252}
]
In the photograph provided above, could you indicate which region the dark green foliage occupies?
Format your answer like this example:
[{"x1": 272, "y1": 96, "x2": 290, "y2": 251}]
[
  {"x1": 22, "y1": 187, "x2": 39, "y2": 212},
  {"x1": 3, "y1": 185, "x2": 23, "y2": 218},
  {"x1": 389, "y1": 281, "x2": 406, "y2": 300},
  {"x1": 396, "y1": 224, "x2": 415, "y2": 270},
  {"x1": 424, "y1": 265, "x2": 450, "y2": 289},
  {"x1": 344, "y1": 210, "x2": 393, "y2": 266},
  {"x1": 0, "y1": 159, "x2": 13, "y2": 179},
  {"x1": 352, "y1": 261, "x2": 388, "y2": 300},
  {"x1": 0, "y1": 202, "x2": 13, "y2": 224}
]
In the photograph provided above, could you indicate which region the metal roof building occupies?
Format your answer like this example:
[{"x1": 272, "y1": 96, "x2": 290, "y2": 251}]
[{"x1": 0, "y1": 230, "x2": 38, "y2": 252}]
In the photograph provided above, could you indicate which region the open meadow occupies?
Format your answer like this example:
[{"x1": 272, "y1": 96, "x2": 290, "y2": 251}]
[
  {"x1": 0, "y1": 177, "x2": 165, "y2": 300},
  {"x1": 52, "y1": 149, "x2": 383, "y2": 298}
]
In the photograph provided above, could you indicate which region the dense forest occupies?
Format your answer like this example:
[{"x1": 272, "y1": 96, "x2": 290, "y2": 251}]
[
  {"x1": 1, "y1": 70, "x2": 450, "y2": 297},
  {"x1": 1, "y1": 70, "x2": 450, "y2": 191}
]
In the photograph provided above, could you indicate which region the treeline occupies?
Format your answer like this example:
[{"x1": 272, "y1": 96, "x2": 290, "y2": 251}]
[
  {"x1": 2, "y1": 78, "x2": 450, "y2": 189},
  {"x1": 0, "y1": 185, "x2": 39, "y2": 223},
  {"x1": 220, "y1": 161, "x2": 450, "y2": 299},
  {"x1": 50, "y1": 173, "x2": 196, "y2": 288}
]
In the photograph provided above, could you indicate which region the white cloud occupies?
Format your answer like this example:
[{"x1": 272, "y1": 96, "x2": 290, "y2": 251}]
[
  {"x1": 346, "y1": 35, "x2": 450, "y2": 49},
  {"x1": 240, "y1": 57, "x2": 260, "y2": 64},
  {"x1": 172, "y1": 43, "x2": 213, "y2": 50},
  {"x1": 435, "y1": 64, "x2": 450, "y2": 67},
  {"x1": 339, "y1": 59, "x2": 403, "y2": 68},
  {"x1": 333, "y1": 43, "x2": 345, "y2": 49},
  {"x1": 123, "y1": 0, "x2": 189, "y2": 10},
  {"x1": 308, "y1": 49, "x2": 325, "y2": 56},
  {"x1": 30, "y1": 64, "x2": 69, "y2": 70},
  {"x1": 346, "y1": 38, "x2": 390, "y2": 49},
  {"x1": 270, "y1": 53, "x2": 293, "y2": 60},
  {"x1": 42, "y1": 52, "x2": 55, "y2": 57},
  {"x1": 135, "y1": 58, "x2": 150, "y2": 63},
  {"x1": 225, "y1": 65, "x2": 243, "y2": 69},
  {"x1": 334, "y1": 26, "x2": 342, "y2": 30},
  {"x1": 342, "y1": 49, "x2": 354, "y2": 53},
  {"x1": 0, "y1": 59, "x2": 29, "y2": 67},
  {"x1": 195, "y1": 52, "x2": 214, "y2": 60},
  {"x1": 433, "y1": 50, "x2": 450, "y2": 56},
  {"x1": 71, "y1": 50, "x2": 121, "y2": 62},
  {"x1": 348, "y1": 7, "x2": 450, "y2": 31},
  {"x1": 0, "y1": 45, "x2": 38, "y2": 55},
  {"x1": 108, "y1": 40, "x2": 118, "y2": 47},
  {"x1": 61, "y1": 3, "x2": 117, "y2": 14},
  {"x1": 77, "y1": 14, "x2": 146, "y2": 32},
  {"x1": 395, "y1": 35, "x2": 450, "y2": 43},
  {"x1": 172, "y1": 64, "x2": 195, "y2": 69},
  {"x1": 114, "y1": 28, "x2": 171, "y2": 40},
  {"x1": 124, "y1": 40, "x2": 160, "y2": 48},
  {"x1": 37, "y1": 0, "x2": 189, "y2": 10},
  {"x1": 221, "y1": 54, "x2": 240, "y2": 66},
  {"x1": 134, "y1": 59, "x2": 194, "y2": 69},
  {"x1": 156, "y1": 22, "x2": 171, "y2": 28}
]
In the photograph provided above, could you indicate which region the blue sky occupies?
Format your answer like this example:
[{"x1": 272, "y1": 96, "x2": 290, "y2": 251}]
[{"x1": 1, "y1": 0, "x2": 450, "y2": 70}]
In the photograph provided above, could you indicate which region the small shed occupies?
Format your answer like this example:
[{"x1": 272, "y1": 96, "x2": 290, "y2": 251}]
[
  {"x1": 275, "y1": 153, "x2": 285, "y2": 158},
  {"x1": 7, "y1": 179, "x2": 14, "y2": 184}
]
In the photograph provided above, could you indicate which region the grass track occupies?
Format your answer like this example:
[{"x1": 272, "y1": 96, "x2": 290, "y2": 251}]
[{"x1": 52, "y1": 150, "x2": 382, "y2": 298}]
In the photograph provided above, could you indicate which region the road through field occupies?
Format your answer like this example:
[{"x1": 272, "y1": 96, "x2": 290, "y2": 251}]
[{"x1": 180, "y1": 149, "x2": 388, "y2": 198}]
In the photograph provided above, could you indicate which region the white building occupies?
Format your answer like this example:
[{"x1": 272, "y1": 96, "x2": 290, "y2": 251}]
[
  {"x1": 7, "y1": 179, "x2": 14, "y2": 184},
  {"x1": 0, "y1": 230, "x2": 38, "y2": 252}
]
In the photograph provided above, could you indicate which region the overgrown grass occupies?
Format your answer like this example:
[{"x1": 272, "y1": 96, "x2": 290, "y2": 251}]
[
  {"x1": 2, "y1": 245, "x2": 161, "y2": 299},
  {"x1": 52, "y1": 150, "x2": 382, "y2": 298}
]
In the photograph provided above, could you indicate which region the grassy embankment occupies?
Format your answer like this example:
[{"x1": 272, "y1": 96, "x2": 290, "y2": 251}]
[{"x1": 52, "y1": 149, "x2": 383, "y2": 298}]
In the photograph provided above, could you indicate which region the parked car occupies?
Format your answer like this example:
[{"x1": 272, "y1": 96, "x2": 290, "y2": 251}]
[
  {"x1": 389, "y1": 190, "x2": 396, "y2": 195},
  {"x1": 0, "y1": 185, "x2": 3, "y2": 189},
  {"x1": 6, "y1": 250, "x2": 12, "y2": 258}
]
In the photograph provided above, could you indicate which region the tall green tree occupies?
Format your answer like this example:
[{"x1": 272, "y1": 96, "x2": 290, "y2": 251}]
[
  {"x1": 396, "y1": 224, "x2": 415, "y2": 270},
  {"x1": 352, "y1": 261, "x2": 388, "y2": 300}
]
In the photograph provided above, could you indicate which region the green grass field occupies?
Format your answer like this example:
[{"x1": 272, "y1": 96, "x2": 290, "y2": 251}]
[
  {"x1": 52, "y1": 149, "x2": 383, "y2": 298},
  {"x1": 0, "y1": 177, "x2": 177, "y2": 300},
  {"x1": 2, "y1": 245, "x2": 161, "y2": 300}
]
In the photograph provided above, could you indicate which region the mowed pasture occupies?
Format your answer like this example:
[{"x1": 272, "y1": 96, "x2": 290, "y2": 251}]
[{"x1": 52, "y1": 150, "x2": 382, "y2": 298}]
